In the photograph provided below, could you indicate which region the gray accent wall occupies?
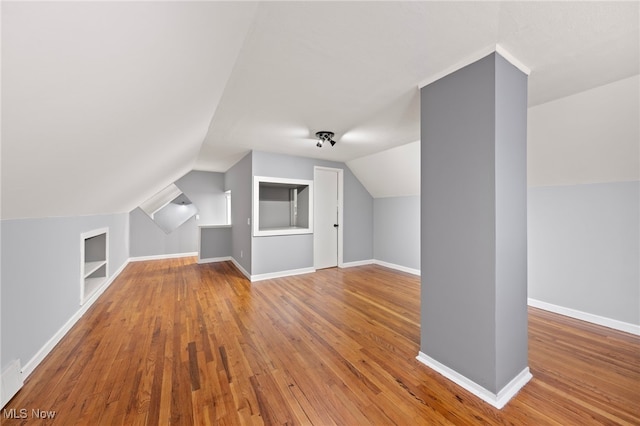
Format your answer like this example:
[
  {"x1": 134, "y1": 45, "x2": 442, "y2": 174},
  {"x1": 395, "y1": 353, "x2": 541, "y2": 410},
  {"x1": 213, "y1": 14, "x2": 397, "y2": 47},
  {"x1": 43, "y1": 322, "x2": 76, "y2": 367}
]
[
  {"x1": 1, "y1": 213, "x2": 129, "y2": 374},
  {"x1": 200, "y1": 227, "x2": 232, "y2": 260},
  {"x1": 178, "y1": 171, "x2": 227, "y2": 223},
  {"x1": 251, "y1": 150, "x2": 372, "y2": 275},
  {"x1": 258, "y1": 186, "x2": 295, "y2": 229},
  {"x1": 225, "y1": 152, "x2": 253, "y2": 274},
  {"x1": 343, "y1": 165, "x2": 374, "y2": 263},
  {"x1": 252, "y1": 234, "x2": 314, "y2": 274},
  {"x1": 421, "y1": 53, "x2": 528, "y2": 394},
  {"x1": 373, "y1": 196, "x2": 420, "y2": 270},
  {"x1": 129, "y1": 170, "x2": 226, "y2": 257},
  {"x1": 129, "y1": 208, "x2": 199, "y2": 256},
  {"x1": 529, "y1": 181, "x2": 640, "y2": 326},
  {"x1": 494, "y1": 54, "x2": 529, "y2": 389}
]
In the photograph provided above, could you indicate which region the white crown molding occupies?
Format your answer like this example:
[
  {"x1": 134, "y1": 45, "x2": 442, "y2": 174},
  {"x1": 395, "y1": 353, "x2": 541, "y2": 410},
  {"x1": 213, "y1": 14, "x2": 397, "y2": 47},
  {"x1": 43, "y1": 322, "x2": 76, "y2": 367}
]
[
  {"x1": 495, "y1": 44, "x2": 531, "y2": 75},
  {"x1": 418, "y1": 43, "x2": 530, "y2": 89}
]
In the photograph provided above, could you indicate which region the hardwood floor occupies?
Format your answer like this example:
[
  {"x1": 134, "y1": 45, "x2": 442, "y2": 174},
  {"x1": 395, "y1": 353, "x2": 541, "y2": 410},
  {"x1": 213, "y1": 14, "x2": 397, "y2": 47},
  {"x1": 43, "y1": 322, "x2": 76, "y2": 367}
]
[{"x1": 3, "y1": 258, "x2": 639, "y2": 425}]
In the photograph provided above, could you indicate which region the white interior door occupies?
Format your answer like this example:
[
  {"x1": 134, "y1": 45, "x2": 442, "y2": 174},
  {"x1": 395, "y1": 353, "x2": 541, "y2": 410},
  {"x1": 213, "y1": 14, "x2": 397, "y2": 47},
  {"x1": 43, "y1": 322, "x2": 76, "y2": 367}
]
[{"x1": 314, "y1": 168, "x2": 339, "y2": 269}]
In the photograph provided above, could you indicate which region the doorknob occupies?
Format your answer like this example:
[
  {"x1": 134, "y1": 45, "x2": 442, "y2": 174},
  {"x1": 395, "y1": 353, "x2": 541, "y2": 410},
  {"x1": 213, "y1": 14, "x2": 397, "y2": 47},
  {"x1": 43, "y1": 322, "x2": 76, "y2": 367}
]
[{"x1": 333, "y1": 224, "x2": 339, "y2": 228}]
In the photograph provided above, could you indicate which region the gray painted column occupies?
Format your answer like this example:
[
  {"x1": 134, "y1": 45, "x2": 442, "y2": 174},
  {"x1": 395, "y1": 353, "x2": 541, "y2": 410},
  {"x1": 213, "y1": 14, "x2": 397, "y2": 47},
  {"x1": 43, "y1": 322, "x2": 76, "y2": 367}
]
[{"x1": 418, "y1": 52, "x2": 530, "y2": 408}]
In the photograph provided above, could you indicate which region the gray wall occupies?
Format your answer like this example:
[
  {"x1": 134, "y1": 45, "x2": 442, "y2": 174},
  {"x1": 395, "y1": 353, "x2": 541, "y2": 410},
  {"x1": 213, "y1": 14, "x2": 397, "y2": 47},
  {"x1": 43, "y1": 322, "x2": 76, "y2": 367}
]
[
  {"x1": 421, "y1": 53, "x2": 528, "y2": 394},
  {"x1": 342, "y1": 165, "x2": 374, "y2": 263},
  {"x1": 225, "y1": 152, "x2": 253, "y2": 274},
  {"x1": 252, "y1": 234, "x2": 314, "y2": 274},
  {"x1": 526, "y1": 74, "x2": 639, "y2": 329},
  {"x1": 200, "y1": 227, "x2": 232, "y2": 260},
  {"x1": 1, "y1": 213, "x2": 129, "y2": 373},
  {"x1": 178, "y1": 170, "x2": 227, "y2": 222},
  {"x1": 528, "y1": 181, "x2": 640, "y2": 325},
  {"x1": 252, "y1": 150, "x2": 373, "y2": 275},
  {"x1": 258, "y1": 186, "x2": 293, "y2": 229},
  {"x1": 494, "y1": 54, "x2": 529, "y2": 389},
  {"x1": 373, "y1": 196, "x2": 420, "y2": 270},
  {"x1": 129, "y1": 170, "x2": 226, "y2": 257},
  {"x1": 129, "y1": 208, "x2": 199, "y2": 256}
]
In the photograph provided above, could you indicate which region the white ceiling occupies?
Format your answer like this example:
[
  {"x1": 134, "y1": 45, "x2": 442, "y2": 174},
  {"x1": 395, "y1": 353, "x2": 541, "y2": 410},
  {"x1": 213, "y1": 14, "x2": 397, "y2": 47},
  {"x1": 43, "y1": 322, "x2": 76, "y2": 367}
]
[
  {"x1": 195, "y1": 1, "x2": 639, "y2": 171},
  {"x1": 2, "y1": 2, "x2": 638, "y2": 219},
  {"x1": 2, "y1": 2, "x2": 258, "y2": 218},
  {"x1": 528, "y1": 74, "x2": 639, "y2": 187},
  {"x1": 347, "y1": 141, "x2": 420, "y2": 198}
]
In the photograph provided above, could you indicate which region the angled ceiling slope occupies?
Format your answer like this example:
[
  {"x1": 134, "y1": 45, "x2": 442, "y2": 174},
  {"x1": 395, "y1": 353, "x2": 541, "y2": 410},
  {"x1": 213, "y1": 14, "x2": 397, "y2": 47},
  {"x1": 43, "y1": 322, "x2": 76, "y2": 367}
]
[
  {"x1": 347, "y1": 141, "x2": 420, "y2": 199},
  {"x1": 2, "y1": 2, "x2": 638, "y2": 217},
  {"x1": 195, "y1": 1, "x2": 639, "y2": 175},
  {"x1": 1, "y1": 2, "x2": 258, "y2": 219}
]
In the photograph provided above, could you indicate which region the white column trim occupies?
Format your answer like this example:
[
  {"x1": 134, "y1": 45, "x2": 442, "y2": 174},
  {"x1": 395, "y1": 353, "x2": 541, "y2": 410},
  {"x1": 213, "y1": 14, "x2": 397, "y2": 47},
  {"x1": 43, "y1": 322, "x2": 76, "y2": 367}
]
[{"x1": 416, "y1": 352, "x2": 532, "y2": 409}]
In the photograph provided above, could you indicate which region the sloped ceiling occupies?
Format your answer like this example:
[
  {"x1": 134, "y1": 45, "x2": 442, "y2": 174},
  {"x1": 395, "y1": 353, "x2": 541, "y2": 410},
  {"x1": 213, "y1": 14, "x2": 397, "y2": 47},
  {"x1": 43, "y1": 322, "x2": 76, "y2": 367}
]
[
  {"x1": 195, "y1": 1, "x2": 639, "y2": 172},
  {"x1": 1, "y1": 2, "x2": 258, "y2": 219},
  {"x1": 347, "y1": 141, "x2": 420, "y2": 199},
  {"x1": 2, "y1": 2, "x2": 638, "y2": 219}
]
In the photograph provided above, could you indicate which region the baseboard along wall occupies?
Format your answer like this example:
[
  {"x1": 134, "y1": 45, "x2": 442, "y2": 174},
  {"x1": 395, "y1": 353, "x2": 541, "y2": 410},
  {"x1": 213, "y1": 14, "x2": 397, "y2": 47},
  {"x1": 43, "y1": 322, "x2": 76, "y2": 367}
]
[
  {"x1": 416, "y1": 352, "x2": 532, "y2": 409},
  {"x1": 129, "y1": 252, "x2": 198, "y2": 262},
  {"x1": 528, "y1": 298, "x2": 640, "y2": 336}
]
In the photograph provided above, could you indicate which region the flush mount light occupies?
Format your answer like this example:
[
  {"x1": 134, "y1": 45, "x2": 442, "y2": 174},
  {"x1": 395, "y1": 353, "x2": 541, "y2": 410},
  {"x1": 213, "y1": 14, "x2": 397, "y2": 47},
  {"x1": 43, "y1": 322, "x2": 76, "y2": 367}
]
[{"x1": 315, "y1": 131, "x2": 336, "y2": 148}]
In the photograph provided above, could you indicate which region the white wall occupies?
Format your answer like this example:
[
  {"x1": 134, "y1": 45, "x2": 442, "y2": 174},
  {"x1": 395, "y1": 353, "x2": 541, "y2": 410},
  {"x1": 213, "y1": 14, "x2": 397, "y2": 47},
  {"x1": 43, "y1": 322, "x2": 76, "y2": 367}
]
[{"x1": 527, "y1": 75, "x2": 640, "y2": 330}]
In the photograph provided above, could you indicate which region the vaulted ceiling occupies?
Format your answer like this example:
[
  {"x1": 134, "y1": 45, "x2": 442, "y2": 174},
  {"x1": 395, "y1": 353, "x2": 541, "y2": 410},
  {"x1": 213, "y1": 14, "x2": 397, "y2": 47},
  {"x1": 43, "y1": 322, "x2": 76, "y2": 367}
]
[{"x1": 2, "y1": 2, "x2": 638, "y2": 219}]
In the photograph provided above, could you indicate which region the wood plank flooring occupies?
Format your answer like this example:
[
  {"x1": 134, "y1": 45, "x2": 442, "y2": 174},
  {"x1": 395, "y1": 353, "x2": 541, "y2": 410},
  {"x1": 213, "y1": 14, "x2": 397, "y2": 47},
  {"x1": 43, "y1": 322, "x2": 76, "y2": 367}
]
[{"x1": 3, "y1": 258, "x2": 639, "y2": 425}]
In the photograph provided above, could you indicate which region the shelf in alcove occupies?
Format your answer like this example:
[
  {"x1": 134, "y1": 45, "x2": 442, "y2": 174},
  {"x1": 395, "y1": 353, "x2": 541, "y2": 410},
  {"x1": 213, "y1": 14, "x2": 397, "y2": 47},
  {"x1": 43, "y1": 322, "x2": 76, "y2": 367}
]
[
  {"x1": 84, "y1": 260, "x2": 107, "y2": 278},
  {"x1": 83, "y1": 276, "x2": 107, "y2": 301},
  {"x1": 81, "y1": 228, "x2": 109, "y2": 305}
]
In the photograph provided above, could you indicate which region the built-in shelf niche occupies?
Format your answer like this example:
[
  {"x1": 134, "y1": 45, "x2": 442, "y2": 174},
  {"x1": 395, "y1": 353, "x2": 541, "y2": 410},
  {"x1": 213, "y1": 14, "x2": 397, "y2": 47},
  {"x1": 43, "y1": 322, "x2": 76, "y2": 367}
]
[
  {"x1": 253, "y1": 176, "x2": 313, "y2": 236},
  {"x1": 81, "y1": 228, "x2": 108, "y2": 305}
]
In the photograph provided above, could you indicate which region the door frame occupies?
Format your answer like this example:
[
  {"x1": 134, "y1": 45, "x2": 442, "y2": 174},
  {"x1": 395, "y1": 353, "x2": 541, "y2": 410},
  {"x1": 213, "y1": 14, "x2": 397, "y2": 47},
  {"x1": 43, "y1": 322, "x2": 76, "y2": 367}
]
[{"x1": 314, "y1": 166, "x2": 344, "y2": 268}]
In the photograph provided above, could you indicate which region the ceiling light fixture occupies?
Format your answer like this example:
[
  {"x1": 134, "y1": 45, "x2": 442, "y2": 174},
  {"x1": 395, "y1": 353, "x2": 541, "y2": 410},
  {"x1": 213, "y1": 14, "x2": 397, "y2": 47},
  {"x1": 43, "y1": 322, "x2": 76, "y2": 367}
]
[{"x1": 315, "y1": 131, "x2": 336, "y2": 148}]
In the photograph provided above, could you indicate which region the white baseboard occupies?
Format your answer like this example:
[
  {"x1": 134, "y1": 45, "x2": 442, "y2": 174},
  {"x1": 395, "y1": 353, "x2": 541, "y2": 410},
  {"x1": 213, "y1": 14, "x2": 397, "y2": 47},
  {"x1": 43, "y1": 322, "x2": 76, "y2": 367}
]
[
  {"x1": 416, "y1": 351, "x2": 532, "y2": 409},
  {"x1": 373, "y1": 260, "x2": 421, "y2": 276},
  {"x1": 1, "y1": 360, "x2": 24, "y2": 408},
  {"x1": 251, "y1": 267, "x2": 315, "y2": 282},
  {"x1": 229, "y1": 257, "x2": 251, "y2": 281},
  {"x1": 338, "y1": 259, "x2": 421, "y2": 276},
  {"x1": 20, "y1": 260, "x2": 130, "y2": 379},
  {"x1": 226, "y1": 259, "x2": 315, "y2": 283},
  {"x1": 528, "y1": 298, "x2": 640, "y2": 336},
  {"x1": 197, "y1": 256, "x2": 232, "y2": 264},
  {"x1": 340, "y1": 259, "x2": 374, "y2": 268},
  {"x1": 494, "y1": 367, "x2": 533, "y2": 409},
  {"x1": 129, "y1": 252, "x2": 198, "y2": 262}
]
